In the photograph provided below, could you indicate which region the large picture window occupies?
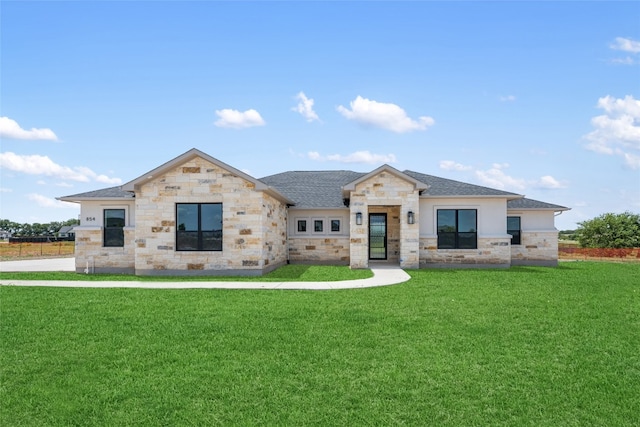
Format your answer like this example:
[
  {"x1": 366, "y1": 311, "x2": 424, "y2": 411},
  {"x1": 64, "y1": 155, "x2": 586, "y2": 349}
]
[
  {"x1": 104, "y1": 209, "x2": 125, "y2": 247},
  {"x1": 176, "y1": 203, "x2": 222, "y2": 251},
  {"x1": 437, "y1": 209, "x2": 477, "y2": 249},
  {"x1": 507, "y1": 216, "x2": 521, "y2": 245}
]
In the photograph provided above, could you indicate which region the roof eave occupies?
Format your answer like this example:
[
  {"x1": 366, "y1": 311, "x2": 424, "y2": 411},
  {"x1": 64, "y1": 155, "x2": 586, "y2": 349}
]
[
  {"x1": 288, "y1": 206, "x2": 349, "y2": 210},
  {"x1": 421, "y1": 194, "x2": 524, "y2": 200},
  {"x1": 57, "y1": 196, "x2": 134, "y2": 202},
  {"x1": 508, "y1": 207, "x2": 572, "y2": 212}
]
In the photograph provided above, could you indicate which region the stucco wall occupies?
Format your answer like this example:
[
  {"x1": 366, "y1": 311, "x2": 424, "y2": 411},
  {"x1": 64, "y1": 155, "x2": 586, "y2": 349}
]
[
  {"x1": 79, "y1": 201, "x2": 135, "y2": 227},
  {"x1": 508, "y1": 209, "x2": 557, "y2": 230},
  {"x1": 419, "y1": 198, "x2": 508, "y2": 236},
  {"x1": 132, "y1": 156, "x2": 287, "y2": 275}
]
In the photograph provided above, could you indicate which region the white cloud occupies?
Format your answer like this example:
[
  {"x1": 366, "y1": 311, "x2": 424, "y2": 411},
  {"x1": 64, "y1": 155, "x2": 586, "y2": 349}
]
[
  {"x1": 475, "y1": 163, "x2": 527, "y2": 191},
  {"x1": 622, "y1": 152, "x2": 640, "y2": 169},
  {"x1": 0, "y1": 117, "x2": 58, "y2": 141},
  {"x1": 440, "y1": 160, "x2": 472, "y2": 171},
  {"x1": 292, "y1": 92, "x2": 320, "y2": 122},
  {"x1": 308, "y1": 150, "x2": 397, "y2": 164},
  {"x1": 610, "y1": 37, "x2": 640, "y2": 54},
  {"x1": 336, "y1": 96, "x2": 435, "y2": 133},
  {"x1": 27, "y1": 193, "x2": 77, "y2": 209},
  {"x1": 535, "y1": 175, "x2": 567, "y2": 189},
  {"x1": 611, "y1": 56, "x2": 635, "y2": 65},
  {"x1": 499, "y1": 95, "x2": 516, "y2": 102},
  {"x1": 0, "y1": 152, "x2": 122, "y2": 184},
  {"x1": 472, "y1": 163, "x2": 566, "y2": 192},
  {"x1": 584, "y1": 95, "x2": 640, "y2": 169},
  {"x1": 214, "y1": 108, "x2": 265, "y2": 129},
  {"x1": 609, "y1": 37, "x2": 639, "y2": 65},
  {"x1": 0, "y1": 187, "x2": 12, "y2": 193}
]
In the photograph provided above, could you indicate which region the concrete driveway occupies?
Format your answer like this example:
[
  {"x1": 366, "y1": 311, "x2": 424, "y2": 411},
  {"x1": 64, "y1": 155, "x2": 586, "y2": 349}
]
[{"x1": 0, "y1": 257, "x2": 75, "y2": 272}]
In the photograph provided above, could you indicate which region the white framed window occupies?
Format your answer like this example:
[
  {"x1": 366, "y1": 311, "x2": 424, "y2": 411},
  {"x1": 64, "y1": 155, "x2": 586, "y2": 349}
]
[
  {"x1": 330, "y1": 219, "x2": 341, "y2": 233},
  {"x1": 313, "y1": 219, "x2": 324, "y2": 233}
]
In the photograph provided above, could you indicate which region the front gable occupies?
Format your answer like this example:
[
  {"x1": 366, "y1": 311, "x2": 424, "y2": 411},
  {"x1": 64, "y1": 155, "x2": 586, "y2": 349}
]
[
  {"x1": 122, "y1": 148, "x2": 292, "y2": 205},
  {"x1": 122, "y1": 149, "x2": 291, "y2": 275},
  {"x1": 342, "y1": 164, "x2": 428, "y2": 197}
]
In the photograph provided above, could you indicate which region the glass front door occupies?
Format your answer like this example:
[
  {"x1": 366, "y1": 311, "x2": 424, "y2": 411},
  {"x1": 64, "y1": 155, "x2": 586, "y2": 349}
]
[{"x1": 369, "y1": 213, "x2": 387, "y2": 260}]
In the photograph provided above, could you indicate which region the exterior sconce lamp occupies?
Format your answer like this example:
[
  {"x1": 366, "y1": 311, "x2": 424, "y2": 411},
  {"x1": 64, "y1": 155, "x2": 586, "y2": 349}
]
[
  {"x1": 407, "y1": 211, "x2": 415, "y2": 224},
  {"x1": 356, "y1": 212, "x2": 363, "y2": 225}
]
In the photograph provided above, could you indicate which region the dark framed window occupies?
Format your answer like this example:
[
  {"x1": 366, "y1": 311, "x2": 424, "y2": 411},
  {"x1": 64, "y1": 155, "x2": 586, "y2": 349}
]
[
  {"x1": 176, "y1": 203, "x2": 222, "y2": 251},
  {"x1": 437, "y1": 209, "x2": 477, "y2": 249},
  {"x1": 104, "y1": 209, "x2": 125, "y2": 247},
  {"x1": 297, "y1": 220, "x2": 307, "y2": 233},
  {"x1": 331, "y1": 219, "x2": 341, "y2": 232},
  {"x1": 507, "y1": 216, "x2": 521, "y2": 245},
  {"x1": 314, "y1": 219, "x2": 323, "y2": 232}
]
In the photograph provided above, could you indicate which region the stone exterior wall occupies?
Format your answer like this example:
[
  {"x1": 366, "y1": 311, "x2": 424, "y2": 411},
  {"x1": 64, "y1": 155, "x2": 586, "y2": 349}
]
[
  {"x1": 133, "y1": 157, "x2": 287, "y2": 275},
  {"x1": 260, "y1": 193, "x2": 288, "y2": 272},
  {"x1": 74, "y1": 226, "x2": 135, "y2": 273},
  {"x1": 288, "y1": 237, "x2": 350, "y2": 264},
  {"x1": 419, "y1": 236, "x2": 512, "y2": 267},
  {"x1": 511, "y1": 231, "x2": 559, "y2": 266},
  {"x1": 349, "y1": 172, "x2": 420, "y2": 269}
]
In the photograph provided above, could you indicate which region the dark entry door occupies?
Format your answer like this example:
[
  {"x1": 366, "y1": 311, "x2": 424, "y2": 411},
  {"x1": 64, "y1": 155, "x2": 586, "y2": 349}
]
[{"x1": 369, "y1": 213, "x2": 387, "y2": 260}]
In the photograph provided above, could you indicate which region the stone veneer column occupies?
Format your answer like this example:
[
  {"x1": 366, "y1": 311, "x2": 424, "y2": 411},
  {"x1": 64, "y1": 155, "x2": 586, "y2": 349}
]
[{"x1": 349, "y1": 171, "x2": 420, "y2": 269}]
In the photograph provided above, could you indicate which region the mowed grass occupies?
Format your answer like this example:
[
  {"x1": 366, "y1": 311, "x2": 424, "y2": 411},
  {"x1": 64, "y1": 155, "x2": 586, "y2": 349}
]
[{"x1": 1, "y1": 262, "x2": 638, "y2": 426}]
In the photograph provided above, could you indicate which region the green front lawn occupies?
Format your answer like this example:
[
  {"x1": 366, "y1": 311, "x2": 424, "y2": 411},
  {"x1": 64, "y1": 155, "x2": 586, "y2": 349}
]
[{"x1": 1, "y1": 262, "x2": 639, "y2": 426}]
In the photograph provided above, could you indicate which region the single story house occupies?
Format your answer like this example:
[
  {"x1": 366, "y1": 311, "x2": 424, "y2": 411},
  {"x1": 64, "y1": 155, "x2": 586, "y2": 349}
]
[
  {"x1": 57, "y1": 225, "x2": 76, "y2": 240},
  {"x1": 59, "y1": 148, "x2": 569, "y2": 275}
]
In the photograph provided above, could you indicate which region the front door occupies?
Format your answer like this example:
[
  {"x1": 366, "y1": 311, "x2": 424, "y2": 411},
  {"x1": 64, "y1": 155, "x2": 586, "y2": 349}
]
[{"x1": 369, "y1": 213, "x2": 387, "y2": 260}]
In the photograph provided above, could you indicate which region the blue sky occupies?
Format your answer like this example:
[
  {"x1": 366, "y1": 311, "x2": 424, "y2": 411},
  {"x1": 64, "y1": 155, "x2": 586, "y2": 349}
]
[{"x1": 1, "y1": 1, "x2": 638, "y2": 231}]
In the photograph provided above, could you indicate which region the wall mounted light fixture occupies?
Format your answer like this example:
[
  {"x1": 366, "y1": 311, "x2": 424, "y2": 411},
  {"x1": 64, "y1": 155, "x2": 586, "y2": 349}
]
[
  {"x1": 407, "y1": 211, "x2": 415, "y2": 224},
  {"x1": 356, "y1": 212, "x2": 363, "y2": 225}
]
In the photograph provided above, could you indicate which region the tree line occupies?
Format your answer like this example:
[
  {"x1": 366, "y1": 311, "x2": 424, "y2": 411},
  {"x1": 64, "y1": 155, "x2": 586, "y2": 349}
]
[{"x1": 0, "y1": 218, "x2": 80, "y2": 238}]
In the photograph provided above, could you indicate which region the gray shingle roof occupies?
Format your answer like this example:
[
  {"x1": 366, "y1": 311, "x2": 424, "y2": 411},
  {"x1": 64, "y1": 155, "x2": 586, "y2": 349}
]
[
  {"x1": 59, "y1": 186, "x2": 134, "y2": 200},
  {"x1": 507, "y1": 198, "x2": 569, "y2": 210},
  {"x1": 60, "y1": 170, "x2": 568, "y2": 212},
  {"x1": 260, "y1": 171, "x2": 365, "y2": 208},
  {"x1": 403, "y1": 170, "x2": 522, "y2": 197}
]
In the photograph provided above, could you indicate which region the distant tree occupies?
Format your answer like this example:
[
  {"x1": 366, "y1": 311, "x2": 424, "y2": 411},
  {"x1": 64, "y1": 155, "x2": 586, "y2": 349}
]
[
  {"x1": 0, "y1": 218, "x2": 80, "y2": 237},
  {"x1": 559, "y1": 229, "x2": 577, "y2": 240},
  {"x1": 576, "y1": 212, "x2": 640, "y2": 248}
]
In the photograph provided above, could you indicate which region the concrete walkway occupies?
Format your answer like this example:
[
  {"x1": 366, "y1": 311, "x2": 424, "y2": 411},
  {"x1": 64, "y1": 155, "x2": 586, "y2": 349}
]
[
  {"x1": 0, "y1": 257, "x2": 75, "y2": 272},
  {"x1": 0, "y1": 258, "x2": 411, "y2": 290}
]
